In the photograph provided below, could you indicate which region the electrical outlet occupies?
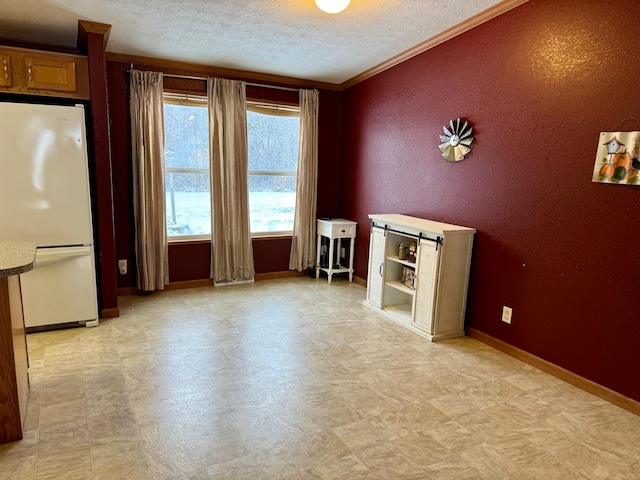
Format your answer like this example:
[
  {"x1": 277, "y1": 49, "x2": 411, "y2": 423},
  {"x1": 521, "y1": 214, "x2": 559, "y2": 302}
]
[
  {"x1": 118, "y1": 259, "x2": 128, "y2": 275},
  {"x1": 341, "y1": 247, "x2": 346, "y2": 258},
  {"x1": 502, "y1": 306, "x2": 513, "y2": 324}
]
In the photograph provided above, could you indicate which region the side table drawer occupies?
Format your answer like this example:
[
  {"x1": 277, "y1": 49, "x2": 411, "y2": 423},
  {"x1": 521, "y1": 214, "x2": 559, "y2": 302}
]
[{"x1": 332, "y1": 224, "x2": 356, "y2": 238}]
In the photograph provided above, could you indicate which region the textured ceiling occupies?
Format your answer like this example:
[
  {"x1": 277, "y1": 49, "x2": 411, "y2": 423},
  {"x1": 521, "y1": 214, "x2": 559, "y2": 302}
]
[{"x1": 0, "y1": 0, "x2": 507, "y2": 84}]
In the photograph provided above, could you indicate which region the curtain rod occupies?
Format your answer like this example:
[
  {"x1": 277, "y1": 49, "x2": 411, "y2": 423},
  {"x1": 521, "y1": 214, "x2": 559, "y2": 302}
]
[{"x1": 128, "y1": 67, "x2": 300, "y2": 93}]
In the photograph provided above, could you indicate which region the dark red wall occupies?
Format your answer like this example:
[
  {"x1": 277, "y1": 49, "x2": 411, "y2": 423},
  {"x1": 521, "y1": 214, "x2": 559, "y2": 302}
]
[
  {"x1": 340, "y1": 0, "x2": 640, "y2": 401},
  {"x1": 107, "y1": 61, "x2": 136, "y2": 288},
  {"x1": 106, "y1": 61, "x2": 342, "y2": 288}
]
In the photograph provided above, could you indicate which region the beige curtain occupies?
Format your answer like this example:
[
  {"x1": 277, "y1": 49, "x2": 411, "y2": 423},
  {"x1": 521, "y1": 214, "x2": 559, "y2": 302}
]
[
  {"x1": 208, "y1": 78, "x2": 255, "y2": 284},
  {"x1": 130, "y1": 70, "x2": 169, "y2": 291},
  {"x1": 289, "y1": 89, "x2": 319, "y2": 271}
]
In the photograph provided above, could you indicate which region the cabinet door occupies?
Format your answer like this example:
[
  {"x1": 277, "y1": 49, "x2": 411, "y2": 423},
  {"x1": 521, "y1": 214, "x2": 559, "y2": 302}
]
[
  {"x1": 413, "y1": 240, "x2": 440, "y2": 334},
  {"x1": 366, "y1": 228, "x2": 386, "y2": 308},
  {"x1": 0, "y1": 54, "x2": 11, "y2": 87},
  {"x1": 24, "y1": 55, "x2": 77, "y2": 93}
]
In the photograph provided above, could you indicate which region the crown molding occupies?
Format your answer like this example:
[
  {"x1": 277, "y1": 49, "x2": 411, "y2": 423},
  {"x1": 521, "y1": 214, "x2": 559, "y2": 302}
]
[{"x1": 340, "y1": 0, "x2": 530, "y2": 90}]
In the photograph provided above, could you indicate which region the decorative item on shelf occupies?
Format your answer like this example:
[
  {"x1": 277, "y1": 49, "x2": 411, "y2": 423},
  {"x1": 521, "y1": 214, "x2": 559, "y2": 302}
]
[
  {"x1": 401, "y1": 267, "x2": 416, "y2": 290},
  {"x1": 438, "y1": 118, "x2": 474, "y2": 162},
  {"x1": 592, "y1": 131, "x2": 640, "y2": 185},
  {"x1": 398, "y1": 243, "x2": 407, "y2": 260},
  {"x1": 408, "y1": 242, "x2": 417, "y2": 263}
]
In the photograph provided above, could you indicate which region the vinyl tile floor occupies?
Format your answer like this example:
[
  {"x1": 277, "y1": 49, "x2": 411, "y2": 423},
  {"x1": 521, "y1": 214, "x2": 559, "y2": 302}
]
[{"x1": 1, "y1": 277, "x2": 639, "y2": 479}]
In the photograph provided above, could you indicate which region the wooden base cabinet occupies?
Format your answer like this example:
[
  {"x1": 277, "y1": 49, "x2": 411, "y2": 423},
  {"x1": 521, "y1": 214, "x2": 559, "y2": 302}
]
[
  {"x1": 0, "y1": 275, "x2": 30, "y2": 443},
  {"x1": 363, "y1": 214, "x2": 475, "y2": 341}
]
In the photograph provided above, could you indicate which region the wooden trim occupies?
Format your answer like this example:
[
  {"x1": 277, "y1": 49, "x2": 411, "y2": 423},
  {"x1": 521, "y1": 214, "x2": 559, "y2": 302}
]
[
  {"x1": 255, "y1": 270, "x2": 307, "y2": 281},
  {"x1": 100, "y1": 307, "x2": 120, "y2": 319},
  {"x1": 0, "y1": 45, "x2": 86, "y2": 61},
  {"x1": 77, "y1": 21, "x2": 112, "y2": 52},
  {"x1": 105, "y1": 51, "x2": 342, "y2": 92},
  {"x1": 118, "y1": 272, "x2": 306, "y2": 296},
  {"x1": 165, "y1": 279, "x2": 213, "y2": 290},
  {"x1": 340, "y1": 0, "x2": 530, "y2": 90},
  {"x1": 352, "y1": 275, "x2": 367, "y2": 288},
  {"x1": 0, "y1": 38, "x2": 81, "y2": 55},
  {"x1": 119, "y1": 280, "x2": 215, "y2": 296},
  {"x1": 466, "y1": 327, "x2": 640, "y2": 417}
]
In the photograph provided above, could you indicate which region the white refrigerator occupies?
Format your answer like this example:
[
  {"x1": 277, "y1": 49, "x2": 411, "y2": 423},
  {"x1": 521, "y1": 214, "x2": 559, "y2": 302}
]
[{"x1": 0, "y1": 101, "x2": 99, "y2": 329}]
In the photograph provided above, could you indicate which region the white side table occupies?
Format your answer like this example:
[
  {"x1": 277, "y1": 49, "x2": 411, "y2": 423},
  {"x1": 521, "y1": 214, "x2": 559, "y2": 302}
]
[{"x1": 316, "y1": 218, "x2": 357, "y2": 284}]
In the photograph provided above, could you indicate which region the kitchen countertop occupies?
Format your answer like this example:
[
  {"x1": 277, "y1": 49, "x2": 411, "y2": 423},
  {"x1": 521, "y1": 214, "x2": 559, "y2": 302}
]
[{"x1": 0, "y1": 241, "x2": 36, "y2": 278}]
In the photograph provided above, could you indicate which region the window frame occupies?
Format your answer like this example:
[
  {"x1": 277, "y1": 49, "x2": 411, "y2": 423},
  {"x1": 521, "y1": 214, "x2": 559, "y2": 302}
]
[
  {"x1": 163, "y1": 92, "x2": 211, "y2": 242},
  {"x1": 246, "y1": 100, "x2": 301, "y2": 237},
  {"x1": 162, "y1": 93, "x2": 301, "y2": 242}
]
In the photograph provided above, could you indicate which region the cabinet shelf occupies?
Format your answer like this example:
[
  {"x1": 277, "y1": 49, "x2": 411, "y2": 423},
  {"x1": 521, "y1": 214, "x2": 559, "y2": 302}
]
[
  {"x1": 319, "y1": 266, "x2": 350, "y2": 273},
  {"x1": 384, "y1": 303, "x2": 412, "y2": 323},
  {"x1": 386, "y1": 280, "x2": 415, "y2": 295},
  {"x1": 387, "y1": 255, "x2": 416, "y2": 268}
]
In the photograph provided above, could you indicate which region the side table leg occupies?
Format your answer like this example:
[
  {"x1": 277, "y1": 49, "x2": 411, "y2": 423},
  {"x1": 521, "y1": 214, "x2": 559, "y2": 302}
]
[
  {"x1": 315, "y1": 233, "x2": 322, "y2": 279},
  {"x1": 349, "y1": 236, "x2": 355, "y2": 282},
  {"x1": 327, "y1": 237, "x2": 335, "y2": 284}
]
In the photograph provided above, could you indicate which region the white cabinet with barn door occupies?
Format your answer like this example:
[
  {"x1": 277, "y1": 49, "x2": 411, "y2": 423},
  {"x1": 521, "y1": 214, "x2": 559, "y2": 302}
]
[
  {"x1": 365, "y1": 227, "x2": 386, "y2": 308},
  {"x1": 363, "y1": 214, "x2": 475, "y2": 342}
]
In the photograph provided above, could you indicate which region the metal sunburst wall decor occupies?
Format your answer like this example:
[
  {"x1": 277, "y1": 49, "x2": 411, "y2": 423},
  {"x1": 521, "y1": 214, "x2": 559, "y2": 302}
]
[{"x1": 438, "y1": 118, "x2": 474, "y2": 162}]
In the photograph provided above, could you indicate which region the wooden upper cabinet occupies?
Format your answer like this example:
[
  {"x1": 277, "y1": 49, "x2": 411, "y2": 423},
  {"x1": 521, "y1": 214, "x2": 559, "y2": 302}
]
[
  {"x1": 24, "y1": 55, "x2": 77, "y2": 93},
  {"x1": 0, "y1": 46, "x2": 89, "y2": 99},
  {"x1": 0, "y1": 54, "x2": 11, "y2": 87}
]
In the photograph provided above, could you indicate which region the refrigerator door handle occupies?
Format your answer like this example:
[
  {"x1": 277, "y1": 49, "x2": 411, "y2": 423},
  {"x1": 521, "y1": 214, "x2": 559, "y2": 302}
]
[
  {"x1": 37, "y1": 246, "x2": 92, "y2": 258},
  {"x1": 34, "y1": 246, "x2": 93, "y2": 267}
]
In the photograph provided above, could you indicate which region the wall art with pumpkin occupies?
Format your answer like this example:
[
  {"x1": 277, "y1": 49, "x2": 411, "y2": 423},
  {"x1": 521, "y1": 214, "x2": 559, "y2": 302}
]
[{"x1": 592, "y1": 131, "x2": 640, "y2": 185}]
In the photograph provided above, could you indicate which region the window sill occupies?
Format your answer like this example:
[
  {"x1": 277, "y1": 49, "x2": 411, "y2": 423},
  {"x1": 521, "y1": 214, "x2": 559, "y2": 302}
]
[
  {"x1": 168, "y1": 237, "x2": 211, "y2": 245},
  {"x1": 168, "y1": 232, "x2": 293, "y2": 245},
  {"x1": 252, "y1": 232, "x2": 293, "y2": 240}
]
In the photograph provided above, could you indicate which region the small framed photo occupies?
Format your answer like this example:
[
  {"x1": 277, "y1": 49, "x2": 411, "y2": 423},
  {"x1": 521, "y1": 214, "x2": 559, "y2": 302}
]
[{"x1": 401, "y1": 267, "x2": 416, "y2": 290}]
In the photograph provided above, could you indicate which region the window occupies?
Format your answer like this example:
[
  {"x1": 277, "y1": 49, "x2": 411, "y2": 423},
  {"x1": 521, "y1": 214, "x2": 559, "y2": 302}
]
[
  {"x1": 247, "y1": 102, "x2": 300, "y2": 234},
  {"x1": 164, "y1": 94, "x2": 210, "y2": 238},
  {"x1": 163, "y1": 94, "x2": 300, "y2": 239}
]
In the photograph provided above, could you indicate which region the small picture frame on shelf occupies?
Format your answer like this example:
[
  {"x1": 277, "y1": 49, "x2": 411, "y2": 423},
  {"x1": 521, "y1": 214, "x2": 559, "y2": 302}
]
[{"x1": 402, "y1": 267, "x2": 416, "y2": 290}]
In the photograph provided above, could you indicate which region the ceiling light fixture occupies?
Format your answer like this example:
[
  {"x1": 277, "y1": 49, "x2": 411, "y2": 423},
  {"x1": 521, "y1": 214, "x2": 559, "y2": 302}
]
[{"x1": 315, "y1": 0, "x2": 351, "y2": 14}]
